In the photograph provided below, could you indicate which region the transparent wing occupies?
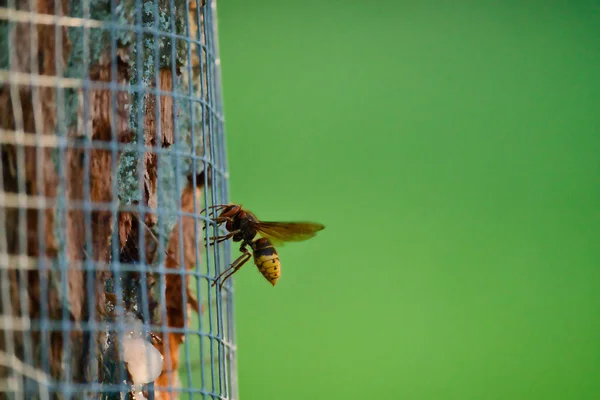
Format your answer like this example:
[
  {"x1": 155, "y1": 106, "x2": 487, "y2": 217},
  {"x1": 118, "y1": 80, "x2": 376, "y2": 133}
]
[{"x1": 253, "y1": 221, "x2": 325, "y2": 244}]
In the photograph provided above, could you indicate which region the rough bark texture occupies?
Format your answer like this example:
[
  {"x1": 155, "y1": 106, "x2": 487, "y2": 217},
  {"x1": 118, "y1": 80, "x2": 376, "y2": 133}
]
[
  {"x1": 118, "y1": 68, "x2": 176, "y2": 243},
  {"x1": 0, "y1": 0, "x2": 133, "y2": 394},
  {"x1": 0, "y1": 0, "x2": 71, "y2": 390},
  {"x1": 116, "y1": 66, "x2": 177, "y2": 328},
  {"x1": 1, "y1": 0, "x2": 215, "y2": 397},
  {"x1": 145, "y1": 69, "x2": 175, "y2": 225},
  {"x1": 115, "y1": 67, "x2": 181, "y2": 399},
  {"x1": 181, "y1": 0, "x2": 210, "y2": 162},
  {"x1": 84, "y1": 52, "x2": 132, "y2": 320},
  {"x1": 78, "y1": 51, "x2": 133, "y2": 390},
  {"x1": 154, "y1": 175, "x2": 205, "y2": 400}
]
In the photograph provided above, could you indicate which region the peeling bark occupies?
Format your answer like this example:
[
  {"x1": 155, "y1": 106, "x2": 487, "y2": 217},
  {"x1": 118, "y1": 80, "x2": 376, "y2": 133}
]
[
  {"x1": 118, "y1": 68, "x2": 177, "y2": 247},
  {"x1": 114, "y1": 66, "x2": 180, "y2": 399},
  {"x1": 154, "y1": 175, "x2": 205, "y2": 400},
  {"x1": 83, "y1": 53, "x2": 132, "y2": 319}
]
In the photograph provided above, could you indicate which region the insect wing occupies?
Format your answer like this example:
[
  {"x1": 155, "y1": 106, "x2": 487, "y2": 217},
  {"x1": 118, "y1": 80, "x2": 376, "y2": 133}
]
[{"x1": 253, "y1": 221, "x2": 325, "y2": 244}]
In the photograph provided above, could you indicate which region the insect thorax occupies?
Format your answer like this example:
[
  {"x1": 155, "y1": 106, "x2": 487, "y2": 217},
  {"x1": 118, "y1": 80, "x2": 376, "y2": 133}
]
[{"x1": 237, "y1": 217, "x2": 257, "y2": 243}]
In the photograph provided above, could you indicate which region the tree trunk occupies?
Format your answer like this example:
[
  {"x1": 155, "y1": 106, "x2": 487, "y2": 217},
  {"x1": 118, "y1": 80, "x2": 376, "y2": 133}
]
[{"x1": 0, "y1": 0, "x2": 210, "y2": 399}]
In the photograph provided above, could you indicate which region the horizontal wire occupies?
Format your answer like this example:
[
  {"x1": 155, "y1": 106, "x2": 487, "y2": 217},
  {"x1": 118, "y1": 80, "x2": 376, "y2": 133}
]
[
  {"x1": 0, "y1": 316, "x2": 31, "y2": 331},
  {"x1": 0, "y1": 192, "x2": 230, "y2": 220},
  {"x1": 0, "y1": 70, "x2": 225, "y2": 120},
  {"x1": 0, "y1": 129, "x2": 230, "y2": 175},
  {"x1": 0, "y1": 6, "x2": 218, "y2": 60},
  {"x1": 0, "y1": 350, "x2": 51, "y2": 386},
  {"x1": 1, "y1": 320, "x2": 236, "y2": 349},
  {"x1": 0, "y1": 7, "x2": 102, "y2": 28},
  {"x1": 8, "y1": 382, "x2": 232, "y2": 399},
  {"x1": 0, "y1": 253, "x2": 230, "y2": 276}
]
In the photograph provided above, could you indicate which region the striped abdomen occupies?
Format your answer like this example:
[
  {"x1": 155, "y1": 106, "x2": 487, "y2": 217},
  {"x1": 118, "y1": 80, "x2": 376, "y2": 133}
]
[{"x1": 251, "y1": 237, "x2": 280, "y2": 286}]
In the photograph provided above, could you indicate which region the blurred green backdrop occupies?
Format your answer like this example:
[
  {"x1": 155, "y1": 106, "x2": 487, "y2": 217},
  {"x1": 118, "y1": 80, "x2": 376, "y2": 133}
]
[{"x1": 207, "y1": 1, "x2": 600, "y2": 399}]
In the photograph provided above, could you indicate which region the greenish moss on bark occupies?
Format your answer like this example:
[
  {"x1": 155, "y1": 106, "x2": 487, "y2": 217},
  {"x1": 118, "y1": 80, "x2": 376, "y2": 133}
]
[
  {"x1": 64, "y1": 0, "x2": 136, "y2": 129},
  {"x1": 117, "y1": 0, "x2": 189, "y2": 207},
  {"x1": 141, "y1": 0, "x2": 188, "y2": 69}
]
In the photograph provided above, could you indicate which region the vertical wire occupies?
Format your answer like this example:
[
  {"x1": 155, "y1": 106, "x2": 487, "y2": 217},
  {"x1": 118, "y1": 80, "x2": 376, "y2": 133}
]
[
  {"x1": 183, "y1": 0, "x2": 203, "y2": 397},
  {"x1": 16, "y1": 0, "x2": 38, "y2": 396},
  {"x1": 0, "y1": 141, "x2": 19, "y2": 399},
  {"x1": 149, "y1": 0, "x2": 175, "y2": 399},
  {"x1": 26, "y1": 0, "x2": 52, "y2": 396},
  {"x1": 138, "y1": 0, "x2": 154, "y2": 389},
  {"x1": 7, "y1": 2, "x2": 30, "y2": 397},
  {"x1": 192, "y1": 1, "x2": 208, "y2": 396},
  {"x1": 108, "y1": 0, "x2": 125, "y2": 396},
  {"x1": 205, "y1": 1, "x2": 228, "y2": 397},
  {"x1": 81, "y1": 0, "x2": 97, "y2": 395},
  {"x1": 209, "y1": 1, "x2": 236, "y2": 397},
  {"x1": 199, "y1": 1, "x2": 219, "y2": 395},
  {"x1": 0, "y1": 3, "x2": 19, "y2": 394},
  {"x1": 136, "y1": 0, "x2": 154, "y2": 385},
  {"x1": 168, "y1": 0, "x2": 186, "y2": 396},
  {"x1": 52, "y1": 0, "x2": 72, "y2": 395},
  {"x1": 166, "y1": 0, "x2": 194, "y2": 398}
]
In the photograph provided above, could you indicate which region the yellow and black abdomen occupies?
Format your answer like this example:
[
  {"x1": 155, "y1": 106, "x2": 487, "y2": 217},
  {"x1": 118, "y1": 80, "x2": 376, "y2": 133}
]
[{"x1": 251, "y1": 238, "x2": 280, "y2": 286}]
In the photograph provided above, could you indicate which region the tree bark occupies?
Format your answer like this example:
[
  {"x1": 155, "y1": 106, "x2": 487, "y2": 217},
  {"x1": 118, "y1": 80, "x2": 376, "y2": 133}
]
[{"x1": 0, "y1": 0, "x2": 211, "y2": 398}]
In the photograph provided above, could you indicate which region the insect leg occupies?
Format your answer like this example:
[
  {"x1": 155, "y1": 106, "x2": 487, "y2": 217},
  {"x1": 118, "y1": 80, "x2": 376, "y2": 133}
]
[
  {"x1": 202, "y1": 214, "x2": 233, "y2": 231},
  {"x1": 214, "y1": 216, "x2": 233, "y2": 224},
  {"x1": 211, "y1": 252, "x2": 249, "y2": 283},
  {"x1": 199, "y1": 204, "x2": 229, "y2": 215},
  {"x1": 207, "y1": 215, "x2": 233, "y2": 227},
  {"x1": 217, "y1": 255, "x2": 251, "y2": 290},
  {"x1": 208, "y1": 233, "x2": 234, "y2": 245},
  {"x1": 211, "y1": 245, "x2": 252, "y2": 289},
  {"x1": 208, "y1": 229, "x2": 241, "y2": 245}
]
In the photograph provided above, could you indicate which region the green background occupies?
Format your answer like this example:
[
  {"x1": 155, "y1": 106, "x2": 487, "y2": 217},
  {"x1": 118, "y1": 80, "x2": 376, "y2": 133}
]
[{"x1": 213, "y1": 1, "x2": 600, "y2": 399}]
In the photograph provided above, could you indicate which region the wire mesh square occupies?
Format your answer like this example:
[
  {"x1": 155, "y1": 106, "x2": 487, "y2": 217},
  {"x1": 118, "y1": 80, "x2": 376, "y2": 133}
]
[{"x1": 0, "y1": 0, "x2": 236, "y2": 399}]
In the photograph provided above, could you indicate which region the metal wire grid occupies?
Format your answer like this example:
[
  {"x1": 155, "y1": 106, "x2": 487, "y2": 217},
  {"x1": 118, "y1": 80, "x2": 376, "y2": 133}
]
[{"x1": 0, "y1": 0, "x2": 237, "y2": 399}]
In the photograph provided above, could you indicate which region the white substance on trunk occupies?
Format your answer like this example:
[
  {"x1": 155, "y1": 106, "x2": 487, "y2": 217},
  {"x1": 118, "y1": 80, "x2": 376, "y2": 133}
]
[
  {"x1": 121, "y1": 312, "x2": 164, "y2": 385},
  {"x1": 133, "y1": 391, "x2": 147, "y2": 400}
]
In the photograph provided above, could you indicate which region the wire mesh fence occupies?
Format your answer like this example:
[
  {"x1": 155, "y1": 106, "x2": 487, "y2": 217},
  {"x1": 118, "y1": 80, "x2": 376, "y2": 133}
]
[{"x1": 0, "y1": 0, "x2": 237, "y2": 399}]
